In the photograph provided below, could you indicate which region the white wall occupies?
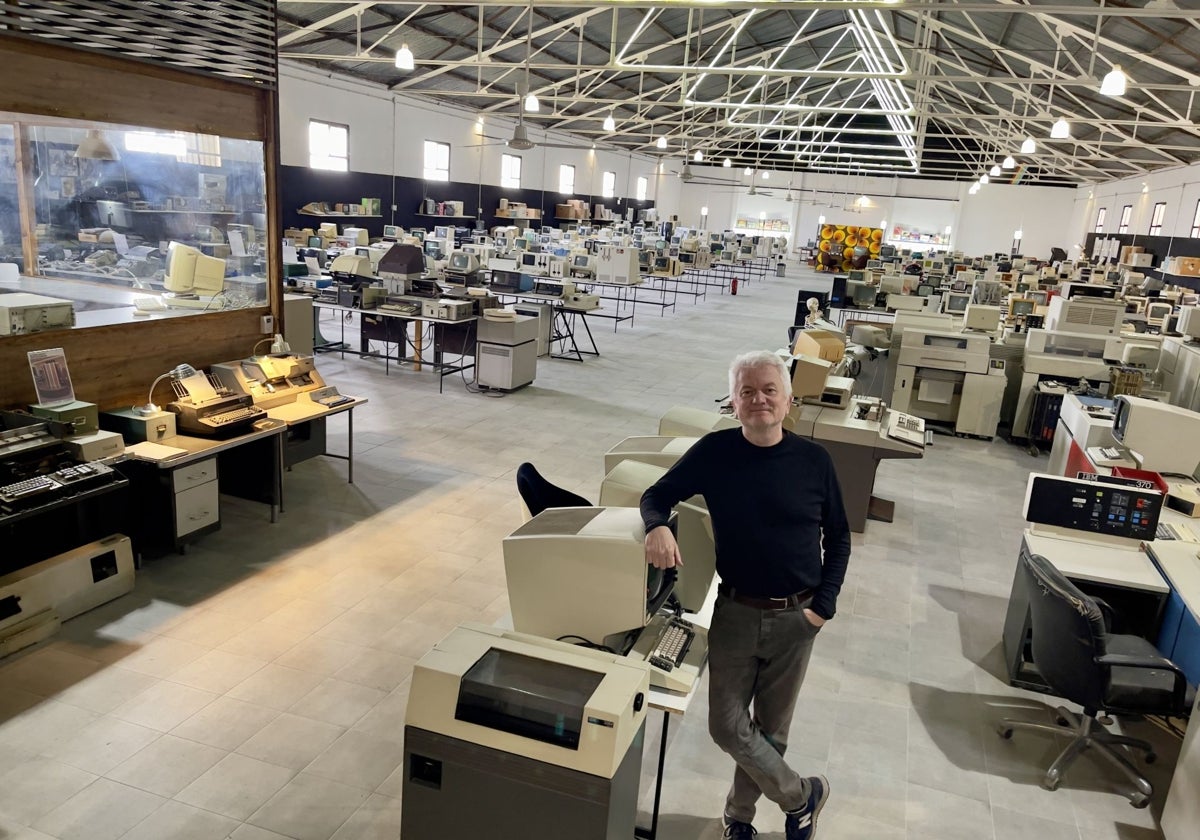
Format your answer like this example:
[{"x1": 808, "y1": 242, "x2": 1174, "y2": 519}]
[
  {"x1": 279, "y1": 62, "x2": 660, "y2": 203},
  {"x1": 1066, "y1": 161, "x2": 1200, "y2": 260}
]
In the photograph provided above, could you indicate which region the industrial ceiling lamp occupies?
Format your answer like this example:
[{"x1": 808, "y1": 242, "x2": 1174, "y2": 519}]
[
  {"x1": 602, "y1": 112, "x2": 616, "y2": 132},
  {"x1": 723, "y1": 158, "x2": 731, "y2": 168},
  {"x1": 989, "y1": 164, "x2": 1002, "y2": 177},
  {"x1": 524, "y1": 90, "x2": 540, "y2": 112},
  {"x1": 1020, "y1": 136, "x2": 1037, "y2": 154},
  {"x1": 980, "y1": 173, "x2": 990, "y2": 184},
  {"x1": 655, "y1": 136, "x2": 668, "y2": 150},
  {"x1": 394, "y1": 43, "x2": 414, "y2": 71},
  {"x1": 1050, "y1": 117, "x2": 1071, "y2": 139},
  {"x1": 693, "y1": 150, "x2": 703, "y2": 162},
  {"x1": 744, "y1": 167, "x2": 753, "y2": 175},
  {"x1": 74, "y1": 129, "x2": 120, "y2": 160},
  {"x1": 1100, "y1": 65, "x2": 1127, "y2": 97},
  {"x1": 1002, "y1": 155, "x2": 1016, "y2": 169}
]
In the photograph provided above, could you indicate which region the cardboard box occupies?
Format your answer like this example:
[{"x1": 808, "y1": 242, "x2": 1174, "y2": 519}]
[
  {"x1": 1129, "y1": 252, "x2": 1154, "y2": 267},
  {"x1": 556, "y1": 204, "x2": 572, "y2": 218},
  {"x1": 791, "y1": 329, "x2": 845, "y2": 363},
  {"x1": 1119, "y1": 245, "x2": 1144, "y2": 265},
  {"x1": 1178, "y1": 257, "x2": 1200, "y2": 277}
]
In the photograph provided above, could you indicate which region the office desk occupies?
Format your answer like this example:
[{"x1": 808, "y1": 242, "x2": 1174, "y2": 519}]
[
  {"x1": 1002, "y1": 530, "x2": 1170, "y2": 692},
  {"x1": 314, "y1": 301, "x2": 475, "y2": 392},
  {"x1": 266, "y1": 397, "x2": 367, "y2": 486},
  {"x1": 116, "y1": 420, "x2": 286, "y2": 557}
]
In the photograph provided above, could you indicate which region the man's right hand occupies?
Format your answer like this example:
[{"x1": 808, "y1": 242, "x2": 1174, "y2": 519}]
[{"x1": 645, "y1": 525, "x2": 683, "y2": 570}]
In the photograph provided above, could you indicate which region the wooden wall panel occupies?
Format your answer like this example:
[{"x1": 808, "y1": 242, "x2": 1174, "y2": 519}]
[
  {"x1": 0, "y1": 38, "x2": 266, "y2": 141},
  {"x1": 0, "y1": 312, "x2": 263, "y2": 411}
]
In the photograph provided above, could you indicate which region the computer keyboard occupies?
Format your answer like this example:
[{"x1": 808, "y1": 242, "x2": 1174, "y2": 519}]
[
  {"x1": 208, "y1": 406, "x2": 263, "y2": 427},
  {"x1": 1157, "y1": 522, "x2": 1180, "y2": 541},
  {"x1": 885, "y1": 410, "x2": 926, "y2": 446},
  {"x1": 1098, "y1": 446, "x2": 1124, "y2": 461},
  {"x1": 0, "y1": 474, "x2": 62, "y2": 506},
  {"x1": 646, "y1": 617, "x2": 695, "y2": 672},
  {"x1": 316, "y1": 394, "x2": 353, "y2": 408}
]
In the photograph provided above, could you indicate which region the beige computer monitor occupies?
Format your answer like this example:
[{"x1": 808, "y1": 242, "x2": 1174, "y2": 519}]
[
  {"x1": 790, "y1": 354, "x2": 833, "y2": 399},
  {"x1": 603, "y1": 436, "x2": 698, "y2": 474},
  {"x1": 598, "y1": 461, "x2": 716, "y2": 612},
  {"x1": 502, "y1": 507, "x2": 669, "y2": 647}
]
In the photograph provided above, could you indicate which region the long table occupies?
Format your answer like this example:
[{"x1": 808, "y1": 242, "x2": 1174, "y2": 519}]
[{"x1": 314, "y1": 301, "x2": 476, "y2": 392}]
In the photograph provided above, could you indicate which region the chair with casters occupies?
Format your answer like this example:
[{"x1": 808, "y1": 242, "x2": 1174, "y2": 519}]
[
  {"x1": 996, "y1": 551, "x2": 1194, "y2": 808},
  {"x1": 515, "y1": 462, "x2": 590, "y2": 520}
]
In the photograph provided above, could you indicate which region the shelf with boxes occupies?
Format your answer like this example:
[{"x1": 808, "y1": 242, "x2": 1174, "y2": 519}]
[{"x1": 298, "y1": 199, "x2": 382, "y2": 218}]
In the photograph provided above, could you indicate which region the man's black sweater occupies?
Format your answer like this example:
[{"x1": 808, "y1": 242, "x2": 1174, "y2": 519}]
[{"x1": 640, "y1": 428, "x2": 852, "y2": 619}]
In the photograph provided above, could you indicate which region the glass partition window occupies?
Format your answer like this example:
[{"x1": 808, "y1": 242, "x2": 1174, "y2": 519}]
[
  {"x1": 559, "y1": 164, "x2": 575, "y2": 195},
  {"x1": 0, "y1": 113, "x2": 269, "y2": 329}
]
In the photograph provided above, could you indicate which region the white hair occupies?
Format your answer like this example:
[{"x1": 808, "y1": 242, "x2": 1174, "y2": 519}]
[{"x1": 729, "y1": 350, "x2": 792, "y2": 399}]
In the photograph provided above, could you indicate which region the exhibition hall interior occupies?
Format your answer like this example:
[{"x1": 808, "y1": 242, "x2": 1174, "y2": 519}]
[{"x1": 1, "y1": 2, "x2": 1200, "y2": 839}]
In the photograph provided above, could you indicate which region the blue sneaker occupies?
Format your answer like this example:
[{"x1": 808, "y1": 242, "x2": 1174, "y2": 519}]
[
  {"x1": 784, "y1": 775, "x2": 829, "y2": 840},
  {"x1": 723, "y1": 819, "x2": 757, "y2": 839}
]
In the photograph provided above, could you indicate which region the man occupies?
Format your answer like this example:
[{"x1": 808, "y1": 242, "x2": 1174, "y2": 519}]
[{"x1": 640, "y1": 350, "x2": 851, "y2": 840}]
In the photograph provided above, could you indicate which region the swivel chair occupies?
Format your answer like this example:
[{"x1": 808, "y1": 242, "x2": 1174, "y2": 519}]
[
  {"x1": 997, "y1": 551, "x2": 1194, "y2": 807},
  {"x1": 515, "y1": 462, "x2": 590, "y2": 520}
]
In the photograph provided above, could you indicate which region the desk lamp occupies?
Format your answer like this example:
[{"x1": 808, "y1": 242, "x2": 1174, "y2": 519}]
[{"x1": 134, "y1": 363, "x2": 197, "y2": 415}]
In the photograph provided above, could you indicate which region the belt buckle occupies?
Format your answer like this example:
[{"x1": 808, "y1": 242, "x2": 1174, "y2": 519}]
[{"x1": 765, "y1": 595, "x2": 790, "y2": 610}]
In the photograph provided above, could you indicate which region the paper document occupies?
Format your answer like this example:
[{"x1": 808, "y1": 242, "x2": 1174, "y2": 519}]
[
  {"x1": 126, "y1": 441, "x2": 188, "y2": 461},
  {"x1": 282, "y1": 242, "x2": 297, "y2": 264},
  {"x1": 112, "y1": 232, "x2": 129, "y2": 254},
  {"x1": 180, "y1": 371, "x2": 218, "y2": 404},
  {"x1": 228, "y1": 230, "x2": 247, "y2": 258},
  {"x1": 917, "y1": 379, "x2": 956, "y2": 405},
  {"x1": 305, "y1": 257, "x2": 321, "y2": 276}
]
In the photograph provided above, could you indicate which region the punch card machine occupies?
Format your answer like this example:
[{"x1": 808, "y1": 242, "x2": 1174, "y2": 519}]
[{"x1": 402, "y1": 623, "x2": 650, "y2": 840}]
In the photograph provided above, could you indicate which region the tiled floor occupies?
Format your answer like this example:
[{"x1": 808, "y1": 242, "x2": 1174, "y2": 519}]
[{"x1": 0, "y1": 264, "x2": 1184, "y2": 839}]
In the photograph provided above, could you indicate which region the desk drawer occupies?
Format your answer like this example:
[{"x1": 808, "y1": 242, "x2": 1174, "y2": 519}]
[
  {"x1": 175, "y1": 483, "x2": 219, "y2": 537},
  {"x1": 173, "y1": 458, "x2": 217, "y2": 492}
]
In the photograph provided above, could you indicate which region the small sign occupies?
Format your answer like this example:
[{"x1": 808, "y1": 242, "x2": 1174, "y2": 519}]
[{"x1": 28, "y1": 348, "x2": 75, "y2": 406}]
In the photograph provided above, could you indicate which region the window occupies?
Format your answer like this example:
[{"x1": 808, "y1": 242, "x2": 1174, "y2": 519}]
[
  {"x1": 1191, "y1": 201, "x2": 1200, "y2": 237},
  {"x1": 602, "y1": 170, "x2": 616, "y2": 198},
  {"x1": 501, "y1": 153, "x2": 522, "y2": 189},
  {"x1": 125, "y1": 131, "x2": 221, "y2": 167},
  {"x1": 636, "y1": 176, "x2": 648, "y2": 201},
  {"x1": 1093, "y1": 207, "x2": 1106, "y2": 234},
  {"x1": 424, "y1": 140, "x2": 450, "y2": 181},
  {"x1": 309, "y1": 120, "x2": 348, "y2": 171},
  {"x1": 1118, "y1": 205, "x2": 1132, "y2": 234},
  {"x1": 1149, "y1": 202, "x2": 1167, "y2": 236},
  {"x1": 559, "y1": 164, "x2": 575, "y2": 194}
]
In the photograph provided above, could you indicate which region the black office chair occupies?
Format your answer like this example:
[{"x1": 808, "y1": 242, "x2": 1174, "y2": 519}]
[
  {"x1": 515, "y1": 462, "x2": 591, "y2": 518},
  {"x1": 997, "y1": 551, "x2": 1194, "y2": 807}
]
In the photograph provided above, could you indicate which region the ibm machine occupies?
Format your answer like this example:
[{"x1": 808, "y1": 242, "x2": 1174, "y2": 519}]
[
  {"x1": 503, "y1": 506, "x2": 708, "y2": 694},
  {"x1": 211, "y1": 354, "x2": 334, "y2": 409},
  {"x1": 402, "y1": 623, "x2": 650, "y2": 839},
  {"x1": 890, "y1": 327, "x2": 1006, "y2": 438}
]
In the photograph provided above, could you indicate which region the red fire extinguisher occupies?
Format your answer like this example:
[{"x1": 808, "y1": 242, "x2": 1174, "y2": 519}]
[{"x1": 731, "y1": 277, "x2": 739, "y2": 295}]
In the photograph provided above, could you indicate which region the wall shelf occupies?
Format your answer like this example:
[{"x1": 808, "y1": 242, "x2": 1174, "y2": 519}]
[
  {"x1": 414, "y1": 213, "x2": 475, "y2": 220},
  {"x1": 298, "y1": 210, "x2": 381, "y2": 218}
]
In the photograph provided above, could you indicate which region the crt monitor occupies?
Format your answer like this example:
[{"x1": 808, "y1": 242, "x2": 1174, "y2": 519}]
[
  {"x1": 447, "y1": 252, "x2": 478, "y2": 273},
  {"x1": 502, "y1": 507, "x2": 677, "y2": 647},
  {"x1": 943, "y1": 292, "x2": 971, "y2": 314},
  {"x1": 1009, "y1": 298, "x2": 1036, "y2": 318},
  {"x1": 521, "y1": 252, "x2": 538, "y2": 267},
  {"x1": 916, "y1": 283, "x2": 933, "y2": 297},
  {"x1": 382, "y1": 225, "x2": 399, "y2": 240},
  {"x1": 1113, "y1": 395, "x2": 1200, "y2": 473},
  {"x1": 654, "y1": 256, "x2": 669, "y2": 271},
  {"x1": 164, "y1": 241, "x2": 226, "y2": 295},
  {"x1": 851, "y1": 283, "x2": 877, "y2": 306},
  {"x1": 307, "y1": 235, "x2": 322, "y2": 248},
  {"x1": 573, "y1": 254, "x2": 591, "y2": 268},
  {"x1": 848, "y1": 269, "x2": 866, "y2": 282},
  {"x1": 423, "y1": 239, "x2": 442, "y2": 259}
]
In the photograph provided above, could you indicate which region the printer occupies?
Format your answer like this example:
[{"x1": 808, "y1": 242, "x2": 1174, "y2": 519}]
[
  {"x1": 402, "y1": 622, "x2": 650, "y2": 840},
  {"x1": 211, "y1": 354, "x2": 326, "y2": 409},
  {"x1": 891, "y1": 328, "x2": 1004, "y2": 437}
]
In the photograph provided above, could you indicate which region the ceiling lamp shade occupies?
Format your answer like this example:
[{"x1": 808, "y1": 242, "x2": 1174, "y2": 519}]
[
  {"x1": 693, "y1": 150, "x2": 703, "y2": 162},
  {"x1": 1050, "y1": 117, "x2": 1071, "y2": 139},
  {"x1": 1100, "y1": 65, "x2": 1127, "y2": 97},
  {"x1": 1002, "y1": 155, "x2": 1016, "y2": 169},
  {"x1": 602, "y1": 113, "x2": 616, "y2": 132},
  {"x1": 524, "y1": 92, "x2": 540, "y2": 112},
  {"x1": 394, "y1": 44, "x2": 415, "y2": 71},
  {"x1": 655, "y1": 136, "x2": 667, "y2": 149},
  {"x1": 723, "y1": 158, "x2": 732, "y2": 168},
  {"x1": 989, "y1": 164, "x2": 1002, "y2": 177},
  {"x1": 744, "y1": 167, "x2": 753, "y2": 175},
  {"x1": 1020, "y1": 136, "x2": 1037, "y2": 154},
  {"x1": 762, "y1": 171, "x2": 769, "y2": 179},
  {"x1": 74, "y1": 129, "x2": 120, "y2": 160},
  {"x1": 980, "y1": 173, "x2": 990, "y2": 184}
]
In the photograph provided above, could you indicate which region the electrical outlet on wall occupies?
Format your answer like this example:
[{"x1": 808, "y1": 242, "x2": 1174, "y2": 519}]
[{"x1": 260, "y1": 315, "x2": 274, "y2": 334}]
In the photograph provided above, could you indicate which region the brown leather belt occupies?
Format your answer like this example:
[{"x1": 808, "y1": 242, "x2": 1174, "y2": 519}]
[{"x1": 718, "y1": 584, "x2": 813, "y2": 610}]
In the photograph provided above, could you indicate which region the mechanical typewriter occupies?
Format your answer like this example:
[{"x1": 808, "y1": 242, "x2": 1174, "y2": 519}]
[{"x1": 167, "y1": 372, "x2": 266, "y2": 437}]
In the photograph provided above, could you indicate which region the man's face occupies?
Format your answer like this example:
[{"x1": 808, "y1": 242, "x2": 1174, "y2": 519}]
[{"x1": 732, "y1": 364, "x2": 790, "y2": 433}]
